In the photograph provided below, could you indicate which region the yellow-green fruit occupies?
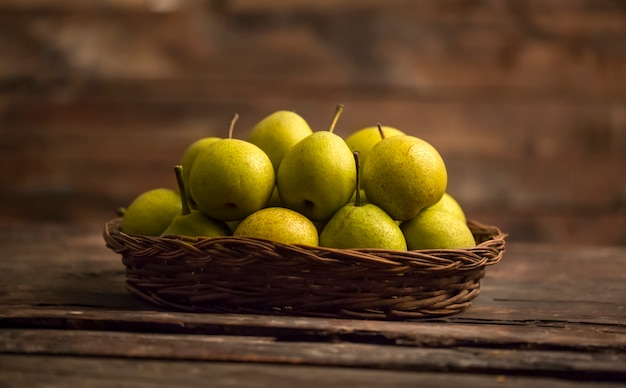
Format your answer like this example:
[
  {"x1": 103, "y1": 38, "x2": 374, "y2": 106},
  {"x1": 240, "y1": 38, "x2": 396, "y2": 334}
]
[
  {"x1": 400, "y1": 207, "x2": 476, "y2": 250},
  {"x1": 234, "y1": 207, "x2": 319, "y2": 246},
  {"x1": 345, "y1": 125, "x2": 404, "y2": 176},
  {"x1": 161, "y1": 211, "x2": 231, "y2": 238},
  {"x1": 180, "y1": 137, "x2": 220, "y2": 207},
  {"x1": 277, "y1": 131, "x2": 356, "y2": 222},
  {"x1": 248, "y1": 110, "x2": 313, "y2": 173},
  {"x1": 121, "y1": 188, "x2": 181, "y2": 236},
  {"x1": 427, "y1": 192, "x2": 466, "y2": 223},
  {"x1": 160, "y1": 165, "x2": 231, "y2": 239},
  {"x1": 362, "y1": 135, "x2": 447, "y2": 221},
  {"x1": 320, "y1": 203, "x2": 407, "y2": 250},
  {"x1": 189, "y1": 139, "x2": 275, "y2": 222}
]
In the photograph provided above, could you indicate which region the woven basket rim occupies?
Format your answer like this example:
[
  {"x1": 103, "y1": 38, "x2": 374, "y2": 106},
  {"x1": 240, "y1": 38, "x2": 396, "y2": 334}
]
[{"x1": 103, "y1": 217, "x2": 506, "y2": 268}]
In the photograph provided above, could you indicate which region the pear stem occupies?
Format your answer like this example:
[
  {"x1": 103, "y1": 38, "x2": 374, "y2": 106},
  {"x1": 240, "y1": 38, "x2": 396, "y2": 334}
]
[
  {"x1": 174, "y1": 165, "x2": 191, "y2": 216},
  {"x1": 377, "y1": 123, "x2": 386, "y2": 140},
  {"x1": 227, "y1": 113, "x2": 239, "y2": 139},
  {"x1": 353, "y1": 151, "x2": 362, "y2": 207},
  {"x1": 328, "y1": 104, "x2": 344, "y2": 133}
]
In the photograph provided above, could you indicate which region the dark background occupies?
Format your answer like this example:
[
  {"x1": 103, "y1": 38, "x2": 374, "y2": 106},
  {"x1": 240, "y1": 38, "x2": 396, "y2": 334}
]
[{"x1": 1, "y1": 0, "x2": 625, "y2": 246}]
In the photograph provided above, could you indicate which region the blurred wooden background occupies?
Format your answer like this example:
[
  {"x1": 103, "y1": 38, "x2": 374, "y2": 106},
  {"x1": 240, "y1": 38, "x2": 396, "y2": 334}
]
[{"x1": 1, "y1": 0, "x2": 625, "y2": 246}]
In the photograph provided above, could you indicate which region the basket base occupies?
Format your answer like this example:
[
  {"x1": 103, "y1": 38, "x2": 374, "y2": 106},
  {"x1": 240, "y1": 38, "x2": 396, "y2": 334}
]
[{"x1": 124, "y1": 273, "x2": 484, "y2": 320}]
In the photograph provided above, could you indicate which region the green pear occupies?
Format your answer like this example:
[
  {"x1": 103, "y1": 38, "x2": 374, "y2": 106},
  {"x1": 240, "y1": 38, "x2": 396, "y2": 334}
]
[
  {"x1": 161, "y1": 166, "x2": 231, "y2": 238},
  {"x1": 277, "y1": 105, "x2": 356, "y2": 222},
  {"x1": 234, "y1": 207, "x2": 319, "y2": 246},
  {"x1": 189, "y1": 114, "x2": 275, "y2": 222},
  {"x1": 320, "y1": 152, "x2": 407, "y2": 250},
  {"x1": 345, "y1": 124, "x2": 404, "y2": 178},
  {"x1": 248, "y1": 110, "x2": 313, "y2": 173},
  {"x1": 180, "y1": 136, "x2": 220, "y2": 208},
  {"x1": 400, "y1": 207, "x2": 476, "y2": 250},
  {"x1": 362, "y1": 135, "x2": 447, "y2": 221},
  {"x1": 121, "y1": 188, "x2": 181, "y2": 236},
  {"x1": 426, "y1": 192, "x2": 467, "y2": 223}
]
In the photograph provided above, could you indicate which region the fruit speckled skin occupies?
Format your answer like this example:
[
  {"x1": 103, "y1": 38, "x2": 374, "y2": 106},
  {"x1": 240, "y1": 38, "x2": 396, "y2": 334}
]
[
  {"x1": 362, "y1": 135, "x2": 447, "y2": 221},
  {"x1": 277, "y1": 131, "x2": 356, "y2": 222},
  {"x1": 320, "y1": 203, "x2": 407, "y2": 250},
  {"x1": 248, "y1": 110, "x2": 313, "y2": 173},
  {"x1": 121, "y1": 188, "x2": 181, "y2": 236},
  {"x1": 160, "y1": 166, "x2": 231, "y2": 238},
  {"x1": 427, "y1": 192, "x2": 467, "y2": 223},
  {"x1": 234, "y1": 207, "x2": 319, "y2": 246},
  {"x1": 400, "y1": 207, "x2": 476, "y2": 250},
  {"x1": 161, "y1": 210, "x2": 231, "y2": 238},
  {"x1": 189, "y1": 139, "x2": 275, "y2": 222},
  {"x1": 180, "y1": 136, "x2": 220, "y2": 207},
  {"x1": 345, "y1": 125, "x2": 405, "y2": 177}
]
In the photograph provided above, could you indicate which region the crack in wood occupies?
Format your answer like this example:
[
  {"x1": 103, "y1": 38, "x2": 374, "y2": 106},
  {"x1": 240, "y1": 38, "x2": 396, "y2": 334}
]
[{"x1": 1, "y1": 306, "x2": 624, "y2": 354}]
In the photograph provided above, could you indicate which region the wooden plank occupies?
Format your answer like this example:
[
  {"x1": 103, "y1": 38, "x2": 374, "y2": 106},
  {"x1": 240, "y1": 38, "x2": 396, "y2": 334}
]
[
  {"x1": 4, "y1": 97, "x2": 625, "y2": 156},
  {"x1": 228, "y1": 0, "x2": 626, "y2": 33},
  {"x1": 1, "y1": 329, "x2": 625, "y2": 381},
  {"x1": 1, "y1": 354, "x2": 618, "y2": 388},
  {"x1": 468, "y1": 209, "x2": 626, "y2": 247},
  {"x1": 515, "y1": 0, "x2": 626, "y2": 36},
  {"x1": 1, "y1": 2, "x2": 625, "y2": 98},
  {"x1": 1, "y1": 306, "x2": 624, "y2": 352},
  {"x1": 0, "y1": 0, "x2": 185, "y2": 12}
]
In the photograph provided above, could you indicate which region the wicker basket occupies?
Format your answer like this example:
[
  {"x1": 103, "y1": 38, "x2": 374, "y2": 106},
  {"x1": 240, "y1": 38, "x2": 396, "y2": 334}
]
[{"x1": 103, "y1": 217, "x2": 506, "y2": 320}]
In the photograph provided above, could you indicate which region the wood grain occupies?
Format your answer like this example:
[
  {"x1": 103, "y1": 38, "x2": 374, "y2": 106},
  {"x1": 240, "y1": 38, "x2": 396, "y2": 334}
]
[
  {"x1": 2, "y1": 355, "x2": 621, "y2": 388},
  {"x1": 1, "y1": 0, "x2": 625, "y2": 245},
  {"x1": 1, "y1": 329, "x2": 625, "y2": 381}
]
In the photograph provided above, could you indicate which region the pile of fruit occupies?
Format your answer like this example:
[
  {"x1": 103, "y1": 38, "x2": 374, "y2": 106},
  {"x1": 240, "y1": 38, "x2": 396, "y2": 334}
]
[{"x1": 119, "y1": 105, "x2": 476, "y2": 251}]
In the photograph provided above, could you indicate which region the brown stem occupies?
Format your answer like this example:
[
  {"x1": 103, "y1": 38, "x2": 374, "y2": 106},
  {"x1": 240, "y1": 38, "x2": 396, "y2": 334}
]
[
  {"x1": 228, "y1": 113, "x2": 239, "y2": 139},
  {"x1": 377, "y1": 123, "x2": 386, "y2": 140},
  {"x1": 174, "y1": 165, "x2": 191, "y2": 215},
  {"x1": 328, "y1": 104, "x2": 344, "y2": 133}
]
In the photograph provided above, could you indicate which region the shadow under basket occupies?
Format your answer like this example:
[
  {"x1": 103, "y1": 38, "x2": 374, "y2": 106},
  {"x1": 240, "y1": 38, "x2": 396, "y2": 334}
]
[{"x1": 103, "y1": 217, "x2": 506, "y2": 320}]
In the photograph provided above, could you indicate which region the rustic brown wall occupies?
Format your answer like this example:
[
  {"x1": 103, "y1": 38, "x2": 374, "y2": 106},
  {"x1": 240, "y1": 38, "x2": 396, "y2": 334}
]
[{"x1": 1, "y1": 0, "x2": 625, "y2": 246}]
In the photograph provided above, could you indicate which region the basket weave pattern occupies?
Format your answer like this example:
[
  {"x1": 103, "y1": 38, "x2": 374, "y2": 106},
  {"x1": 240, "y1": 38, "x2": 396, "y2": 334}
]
[{"x1": 104, "y1": 218, "x2": 506, "y2": 319}]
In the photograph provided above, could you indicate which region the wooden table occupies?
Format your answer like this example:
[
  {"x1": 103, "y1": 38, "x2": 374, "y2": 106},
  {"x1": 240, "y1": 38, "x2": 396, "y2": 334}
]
[{"x1": 0, "y1": 221, "x2": 624, "y2": 387}]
